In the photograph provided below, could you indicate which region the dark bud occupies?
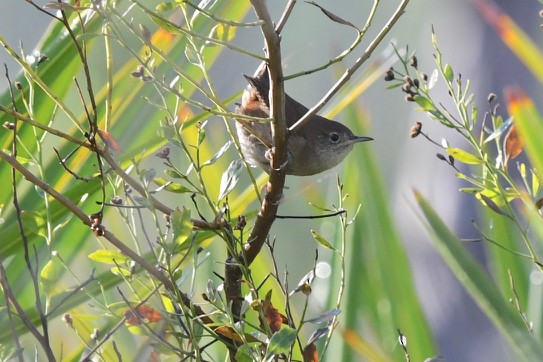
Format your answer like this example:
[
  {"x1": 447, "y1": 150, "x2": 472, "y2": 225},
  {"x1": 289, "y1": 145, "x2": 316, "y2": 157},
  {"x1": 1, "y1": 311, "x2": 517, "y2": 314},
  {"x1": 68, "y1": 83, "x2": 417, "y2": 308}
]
[
  {"x1": 89, "y1": 212, "x2": 102, "y2": 226},
  {"x1": 410, "y1": 56, "x2": 418, "y2": 68},
  {"x1": 92, "y1": 224, "x2": 106, "y2": 237},
  {"x1": 15, "y1": 81, "x2": 22, "y2": 90},
  {"x1": 421, "y1": 72, "x2": 428, "y2": 82},
  {"x1": 448, "y1": 155, "x2": 455, "y2": 166},
  {"x1": 436, "y1": 153, "x2": 447, "y2": 161},
  {"x1": 401, "y1": 83, "x2": 412, "y2": 94},
  {"x1": 384, "y1": 67, "x2": 395, "y2": 81},
  {"x1": 62, "y1": 313, "x2": 73, "y2": 326},
  {"x1": 3, "y1": 121, "x2": 15, "y2": 130},
  {"x1": 410, "y1": 121, "x2": 422, "y2": 138},
  {"x1": 413, "y1": 78, "x2": 420, "y2": 88},
  {"x1": 536, "y1": 198, "x2": 543, "y2": 210},
  {"x1": 155, "y1": 146, "x2": 170, "y2": 159},
  {"x1": 405, "y1": 95, "x2": 416, "y2": 102},
  {"x1": 403, "y1": 76, "x2": 414, "y2": 86},
  {"x1": 540, "y1": 9, "x2": 543, "y2": 17},
  {"x1": 37, "y1": 54, "x2": 48, "y2": 65},
  {"x1": 234, "y1": 215, "x2": 247, "y2": 230},
  {"x1": 487, "y1": 93, "x2": 497, "y2": 103},
  {"x1": 110, "y1": 196, "x2": 123, "y2": 205}
]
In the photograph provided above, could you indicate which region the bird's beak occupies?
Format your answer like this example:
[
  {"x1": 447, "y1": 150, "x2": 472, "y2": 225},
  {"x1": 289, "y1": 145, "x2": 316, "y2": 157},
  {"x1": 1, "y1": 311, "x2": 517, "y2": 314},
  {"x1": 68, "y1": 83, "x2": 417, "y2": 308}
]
[{"x1": 352, "y1": 136, "x2": 373, "y2": 143}]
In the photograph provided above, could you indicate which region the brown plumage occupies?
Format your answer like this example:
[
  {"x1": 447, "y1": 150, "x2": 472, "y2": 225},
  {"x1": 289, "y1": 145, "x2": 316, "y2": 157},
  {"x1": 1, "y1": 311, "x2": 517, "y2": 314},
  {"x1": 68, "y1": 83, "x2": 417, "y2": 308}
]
[{"x1": 236, "y1": 65, "x2": 372, "y2": 176}]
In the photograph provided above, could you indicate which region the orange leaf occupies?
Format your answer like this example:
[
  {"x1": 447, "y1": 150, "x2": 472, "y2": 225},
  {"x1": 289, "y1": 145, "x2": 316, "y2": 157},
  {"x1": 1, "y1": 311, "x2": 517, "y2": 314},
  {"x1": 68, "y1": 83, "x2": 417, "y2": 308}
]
[
  {"x1": 97, "y1": 129, "x2": 123, "y2": 153},
  {"x1": 262, "y1": 295, "x2": 288, "y2": 333},
  {"x1": 503, "y1": 124, "x2": 523, "y2": 167},
  {"x1": 214, "y1": 326, "x2": 260, "y2": 343},
  {"x1": 303, "y1": 343, "x2": 319, "y2": 362},
  {"x1": 125, "y1": 305, "x2": 162, "y2": 325}
]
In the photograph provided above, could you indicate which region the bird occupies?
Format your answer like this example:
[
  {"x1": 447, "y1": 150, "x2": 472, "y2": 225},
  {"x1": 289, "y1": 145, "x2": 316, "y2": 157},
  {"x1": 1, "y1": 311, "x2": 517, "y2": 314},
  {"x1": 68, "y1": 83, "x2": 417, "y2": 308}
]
[{"x1": 236, "y1": 65, "x2": 372, "y2": 176}]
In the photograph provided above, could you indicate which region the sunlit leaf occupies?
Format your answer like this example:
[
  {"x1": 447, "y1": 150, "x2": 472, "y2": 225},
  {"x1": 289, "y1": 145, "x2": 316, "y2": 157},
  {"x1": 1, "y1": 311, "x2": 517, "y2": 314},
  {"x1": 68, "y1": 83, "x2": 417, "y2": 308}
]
[
  {"x1": 310, "y1": 229, "x2": 338, "y2": 253},
  {"x1": 446, "y1": 148, "x2": 482, "y2": 165},
  {"x1": 88, "y1": 250, "x2": 130, "y2": 264}
]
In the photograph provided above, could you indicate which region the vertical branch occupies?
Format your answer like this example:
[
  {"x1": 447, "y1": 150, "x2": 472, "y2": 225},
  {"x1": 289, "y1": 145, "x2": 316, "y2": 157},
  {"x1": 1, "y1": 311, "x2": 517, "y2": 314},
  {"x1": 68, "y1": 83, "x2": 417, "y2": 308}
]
[
  {"x1": 224, "y1": 0, "x2": 289, "y2": 322},
  {"x1": 244, "y1": 0, "x2": 287, "y2": 265}
]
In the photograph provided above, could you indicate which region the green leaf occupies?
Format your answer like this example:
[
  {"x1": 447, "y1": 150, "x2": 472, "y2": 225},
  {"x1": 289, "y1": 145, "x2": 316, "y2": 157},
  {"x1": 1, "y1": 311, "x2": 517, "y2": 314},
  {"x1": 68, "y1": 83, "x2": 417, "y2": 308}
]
[
  {"x1": 447, "y1": 147, "x2": 482, "y2": 165},
  {"x1": 153, "y1": 177, "x2": 192, "y2": 193},
  {"x1": 88, "y1": 250, "x2": 131, "y2": 265},
  {"x1": 156, "y1": 2, "x2": 177, "y2": 12},
  {"x1": 310, "y1": 229, "x2": 338, "y2": 253},
  {"x1": 171, "y1": 207, "x2": 193, "y2": 247},
  {"x1": 415, "y1": 190, "x2": 543, "y2": 359},
  {"x1": 235, "y1": 345, "x2": 255, "y2": 362},
  {"x1": 266, "y1": 327, "x2": 297, "y2": 358},
  {"x1": 40, "y1": 259, "x2": 61, "y2": 298},
  {"x1": 185, "y1": 47, "x2": 200, "y2": 66},
  {"x1": 164, "y1": 169, "x2": 184, "y2": 179},
  {"x1": 414, "y1": 96, "x2": 434, "y2": 111},
  {"x1": 111, "y1": 266, "x2": 133, "y2": 277},
  {"x1": 202, "y1": 140, "x2": 232, "y2": 167},
  {"x1": 443, "y1": 63, "x2": 454, "y2": 82},
  {"x1": 218, "y1": 159, "x2": 242, "y2": 201}
]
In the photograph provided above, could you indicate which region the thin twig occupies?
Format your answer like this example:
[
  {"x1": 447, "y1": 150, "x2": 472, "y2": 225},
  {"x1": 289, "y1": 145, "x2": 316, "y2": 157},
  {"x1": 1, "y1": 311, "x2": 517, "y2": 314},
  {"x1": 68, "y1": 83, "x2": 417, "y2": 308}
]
[
  {"x1": 289, "y1": 0, "x2": 411, "y2": 133},
  {"x1": 276, "y1": 209, "x2": 346, "y2": 219},
  {"x1": 0, "y1": 150, "x2": 213, "y2": 326}
]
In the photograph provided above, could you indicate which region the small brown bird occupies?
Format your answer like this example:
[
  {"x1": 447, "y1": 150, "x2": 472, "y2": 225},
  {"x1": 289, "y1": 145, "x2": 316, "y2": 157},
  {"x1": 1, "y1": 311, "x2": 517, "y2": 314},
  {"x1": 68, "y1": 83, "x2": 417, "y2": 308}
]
[{"x1": 236, "y1": 65, "x2": 372, "y2": 176}]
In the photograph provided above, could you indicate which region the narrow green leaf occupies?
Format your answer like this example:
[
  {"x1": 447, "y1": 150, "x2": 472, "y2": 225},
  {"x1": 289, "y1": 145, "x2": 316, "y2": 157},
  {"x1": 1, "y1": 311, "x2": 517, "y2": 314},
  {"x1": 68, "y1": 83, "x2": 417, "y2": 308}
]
[
  {"x1": 218, "y1": 159, "x2": 242, "y2": 201},
  {"x1": 447, "y1": 147, "x2": 482, "y2": 164},
  {"x1": 153, "y1": 177, "x2": 192, "y2": 193},
  {"x1": 443, "y1": 63, "x2": 454, "y2": 82},
  {"x1": 40, "y1": 259, "x2": 60, "y2": 298},
  {"x1": 310, "y1": 230, "x2": 338, "y2": 253},
  {"x1": 171, "y1": 207, "x2": 193, "y2": 246},
  {"x1": 88, "y1": 250, "x2": 130, "y2": 265},
  {"x1": 415, "y1": 190, "x2": 543, "y2": 359},
  {"x1": 414, "y1": 96, "x2": 434, "y2": 111}
]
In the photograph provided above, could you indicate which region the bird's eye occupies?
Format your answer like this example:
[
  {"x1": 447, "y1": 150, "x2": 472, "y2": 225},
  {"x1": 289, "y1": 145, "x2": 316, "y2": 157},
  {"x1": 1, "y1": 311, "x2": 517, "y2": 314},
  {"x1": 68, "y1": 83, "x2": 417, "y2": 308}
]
[{"x1": 330, "y1": 132, "x2": 340, "y2": 143}]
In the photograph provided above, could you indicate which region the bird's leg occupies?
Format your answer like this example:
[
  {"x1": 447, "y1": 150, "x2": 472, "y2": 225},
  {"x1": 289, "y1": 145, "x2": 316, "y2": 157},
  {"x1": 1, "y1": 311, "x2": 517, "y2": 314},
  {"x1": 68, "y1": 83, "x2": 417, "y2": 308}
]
[{"x1": 265, "y1": 146, "x2": 292, "y2": 172}]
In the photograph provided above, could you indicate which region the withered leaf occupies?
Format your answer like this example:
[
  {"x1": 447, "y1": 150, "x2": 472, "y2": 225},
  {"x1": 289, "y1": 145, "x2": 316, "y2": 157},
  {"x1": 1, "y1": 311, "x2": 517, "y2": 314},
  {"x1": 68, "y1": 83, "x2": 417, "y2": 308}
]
[
  {"x1": 214, "y1": 326, "x2": 260, "y2": 343},
  {"x1": 503, "y1": 124, "x2": 523, "y2": 167},
  {"x1": 303, "y1": 342, "x2": 319, "y2": 362},
  {"x1": 125, "y1": 305, "x2": 162, "y2": 325}
]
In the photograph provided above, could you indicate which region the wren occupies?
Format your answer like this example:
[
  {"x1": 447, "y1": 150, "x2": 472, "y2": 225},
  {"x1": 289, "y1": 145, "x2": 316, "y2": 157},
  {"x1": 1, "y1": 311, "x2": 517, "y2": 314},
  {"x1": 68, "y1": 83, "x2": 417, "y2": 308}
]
[{"x1": 236, "y1": 65, "x2": 372, "y2": 176}]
